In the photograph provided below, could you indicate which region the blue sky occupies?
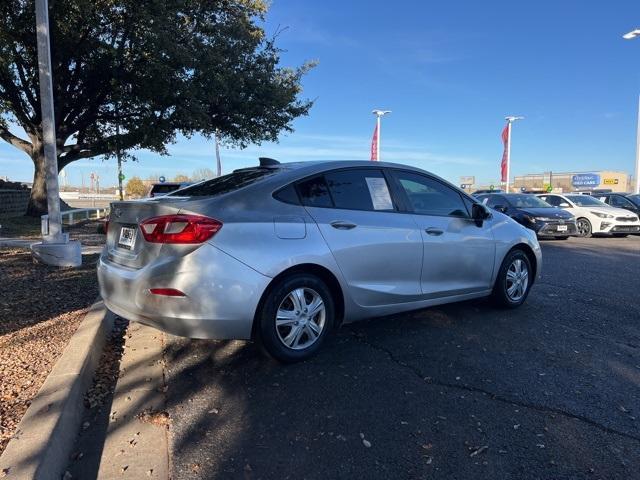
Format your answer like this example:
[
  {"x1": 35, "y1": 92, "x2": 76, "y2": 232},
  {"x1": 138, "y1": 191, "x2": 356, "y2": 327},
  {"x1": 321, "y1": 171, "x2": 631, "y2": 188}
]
[{"x1": 2, "y1": 0, "x2": 640, "y2": 187}]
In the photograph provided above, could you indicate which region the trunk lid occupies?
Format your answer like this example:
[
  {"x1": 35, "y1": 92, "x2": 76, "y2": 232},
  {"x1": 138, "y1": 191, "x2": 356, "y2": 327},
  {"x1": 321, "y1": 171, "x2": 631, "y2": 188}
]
[{"x1": 106, "y1": 198, "x2": 189, "y2": 269}]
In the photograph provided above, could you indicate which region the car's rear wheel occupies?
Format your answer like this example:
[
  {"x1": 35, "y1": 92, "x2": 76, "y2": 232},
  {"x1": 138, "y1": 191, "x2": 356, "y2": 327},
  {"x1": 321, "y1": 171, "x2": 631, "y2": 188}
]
[
  {"x1": 257, "y1": 273, "x2": 334, "y2": 363},
  {"x1": 492, "y1": 249, "x2": 532, "y2": 308},
  {"x1": 576, "y1": 218, "x2": 592, "y2": 237}
]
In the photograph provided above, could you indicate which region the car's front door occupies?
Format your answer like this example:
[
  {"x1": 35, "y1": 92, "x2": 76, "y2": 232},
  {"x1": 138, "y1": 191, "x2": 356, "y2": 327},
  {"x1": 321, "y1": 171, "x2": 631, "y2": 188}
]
[
  {"x1": 390, "y1": 170, "x2": 496, "y2": 298},
  {"x1": 297, "y1": 168, "x2": 423, "y2": 307}
]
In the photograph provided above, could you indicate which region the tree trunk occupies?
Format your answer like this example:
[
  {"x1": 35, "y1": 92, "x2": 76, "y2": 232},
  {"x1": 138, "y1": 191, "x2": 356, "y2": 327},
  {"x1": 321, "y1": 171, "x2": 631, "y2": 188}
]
[{"x1": 25, "y1": 148, "x2": 47, "y2": 217}]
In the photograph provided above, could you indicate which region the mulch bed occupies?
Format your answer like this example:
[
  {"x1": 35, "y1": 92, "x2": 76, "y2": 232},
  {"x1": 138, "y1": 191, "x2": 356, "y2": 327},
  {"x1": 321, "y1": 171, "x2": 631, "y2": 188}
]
[{"x1": 0, "y1": 226, "x2": 104, "y2": 454}]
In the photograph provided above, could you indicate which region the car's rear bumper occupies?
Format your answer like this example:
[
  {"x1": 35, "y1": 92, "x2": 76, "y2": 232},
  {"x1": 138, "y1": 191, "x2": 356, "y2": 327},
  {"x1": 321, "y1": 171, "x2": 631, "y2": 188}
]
[{"x1": 97, "y1": 243, "x2": 271, "y2": 340}]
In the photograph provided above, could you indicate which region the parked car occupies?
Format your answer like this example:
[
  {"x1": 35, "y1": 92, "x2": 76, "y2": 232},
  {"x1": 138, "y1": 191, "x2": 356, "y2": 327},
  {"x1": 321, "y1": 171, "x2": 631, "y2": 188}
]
[
  {"x1": 594, "y1": 192, "x2": 640, "y2": 217},
  {"x1": 472, "y1": 188, "x2": 504, "y2": 196},
  {"x1": 537, "y1": 193, "x2": 640, "y2": 237},
  {"x1": 99, "y1": 159, "x2": 542, "y2": 362},
  {"x1": 475, "y1": 193, "x2": 577, "y2": 239},
  {"x1": 148, "y1": 182, "x2": 192, "y2": 197}
]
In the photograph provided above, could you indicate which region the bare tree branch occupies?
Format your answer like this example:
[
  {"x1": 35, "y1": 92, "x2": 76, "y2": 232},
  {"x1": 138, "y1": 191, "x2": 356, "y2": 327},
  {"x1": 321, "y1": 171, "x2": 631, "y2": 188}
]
[{"x1": 0, "y1": 126, "x2": 32, "y2": 155}]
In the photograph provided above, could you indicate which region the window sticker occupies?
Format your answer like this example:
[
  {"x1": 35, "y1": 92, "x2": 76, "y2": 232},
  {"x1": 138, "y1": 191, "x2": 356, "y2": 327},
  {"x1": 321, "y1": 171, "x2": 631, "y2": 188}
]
[{"x1": 365, "y1": 177, "x2": 393, "y2": 210}]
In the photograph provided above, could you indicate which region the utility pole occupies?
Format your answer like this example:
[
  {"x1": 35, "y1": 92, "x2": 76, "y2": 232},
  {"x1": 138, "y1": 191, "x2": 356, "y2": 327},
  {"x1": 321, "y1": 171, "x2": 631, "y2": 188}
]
[
  {"x1": 622, "y1": 30, "x2": 640, "y2": 193},
  {"x1": 215, "y1": 131, "x2": 222, "y2": 177},
  {"x1": 32, "y1": 0, "x2": 81, "y2": 266}
]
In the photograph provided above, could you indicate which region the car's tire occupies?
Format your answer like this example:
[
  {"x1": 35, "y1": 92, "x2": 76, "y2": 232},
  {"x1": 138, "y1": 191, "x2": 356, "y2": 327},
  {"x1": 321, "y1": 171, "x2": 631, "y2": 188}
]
[
  {"x1": 576, "y1": 218, "x2": 592, "y2": 238},
  {"x1": 492, "y1": 249, "x2": 533, "y2": 308},
  {"x1": 256, "y1": 273, "x2": 335, "y2": 363}
]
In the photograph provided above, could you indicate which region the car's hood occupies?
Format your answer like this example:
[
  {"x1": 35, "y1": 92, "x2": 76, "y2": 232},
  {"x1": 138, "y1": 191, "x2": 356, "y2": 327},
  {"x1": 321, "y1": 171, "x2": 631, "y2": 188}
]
[
  {"x1": 588, "y1": 206, "x2": 637, "y2": 217},
  {"x1": 520, "y1": 208, "x2": 573, "y2": 219}
]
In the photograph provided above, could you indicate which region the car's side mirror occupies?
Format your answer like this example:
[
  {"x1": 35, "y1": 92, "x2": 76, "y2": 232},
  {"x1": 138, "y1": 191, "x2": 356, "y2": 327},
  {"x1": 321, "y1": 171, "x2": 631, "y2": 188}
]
[{"x1": 472, "y1": 203, "x2": 491, "y2": 225}]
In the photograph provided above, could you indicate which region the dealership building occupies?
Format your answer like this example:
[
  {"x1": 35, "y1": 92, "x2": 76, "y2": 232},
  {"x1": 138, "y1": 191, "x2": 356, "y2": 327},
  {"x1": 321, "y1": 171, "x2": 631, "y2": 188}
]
[{"x1": 512, "y1": 170, "x2": 632, "y2": 193}]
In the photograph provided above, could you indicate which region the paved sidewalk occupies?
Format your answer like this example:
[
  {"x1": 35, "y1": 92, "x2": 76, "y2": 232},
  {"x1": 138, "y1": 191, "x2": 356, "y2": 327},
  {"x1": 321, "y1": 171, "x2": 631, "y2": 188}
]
[{"x1": 94, "y1": 322, "x2": 169, "y2": 479}]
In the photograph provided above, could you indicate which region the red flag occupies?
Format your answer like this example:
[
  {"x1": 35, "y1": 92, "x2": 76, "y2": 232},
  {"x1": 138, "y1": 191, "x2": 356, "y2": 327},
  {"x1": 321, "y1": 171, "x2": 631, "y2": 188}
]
[
  {"x1": 500, "y1": 124, "x2": 509, "y2": 183},
  {"x1": 370, "y1": 123, "x2": 379, "y2": 161}
]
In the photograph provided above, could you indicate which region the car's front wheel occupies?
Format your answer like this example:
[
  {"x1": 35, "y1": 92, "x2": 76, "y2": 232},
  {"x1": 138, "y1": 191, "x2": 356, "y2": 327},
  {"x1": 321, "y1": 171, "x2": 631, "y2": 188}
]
[
  {"x1": 576, "y1": 218, "x2": 592, "y2": 237},
  {"x1": 492, "y1": 249, "x2": 533, "y2": 308},
  {"x1": 257, "y1": 273, "x2": 334, "y2": 363}
]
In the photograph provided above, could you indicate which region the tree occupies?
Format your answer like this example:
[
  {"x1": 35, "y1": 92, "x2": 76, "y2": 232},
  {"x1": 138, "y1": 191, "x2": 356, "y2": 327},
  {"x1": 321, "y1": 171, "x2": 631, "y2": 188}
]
[
  {"x1": 125, "y1": 176, "x2": 146, "y2": 198},
  {"x1": 0, "y1": 0, "x2": 314, "y2": 215},
  {"x1": 191, "y1": 167, "x2": 215, "y2": 181},
  {"x1": 173, "y1": 174, "x2": 190, "y2": 183}
]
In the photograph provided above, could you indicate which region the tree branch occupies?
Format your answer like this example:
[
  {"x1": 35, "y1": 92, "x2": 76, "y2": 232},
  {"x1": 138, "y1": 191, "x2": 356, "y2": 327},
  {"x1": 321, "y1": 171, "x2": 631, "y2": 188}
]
[{"x1": 0, "y1": 126, "x2": 33, "y2": 155}]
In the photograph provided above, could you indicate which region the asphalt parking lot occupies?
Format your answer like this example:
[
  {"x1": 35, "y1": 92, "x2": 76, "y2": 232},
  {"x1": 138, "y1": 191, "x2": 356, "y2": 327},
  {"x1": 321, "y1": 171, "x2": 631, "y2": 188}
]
[{"x1": 164, "y1": 236, "x2": 640, "y2": 480}]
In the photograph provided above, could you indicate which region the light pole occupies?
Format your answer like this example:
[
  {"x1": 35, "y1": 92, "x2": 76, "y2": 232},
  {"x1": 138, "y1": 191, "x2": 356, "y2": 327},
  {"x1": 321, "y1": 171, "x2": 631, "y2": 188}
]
[
  {"x1": 504, "y1": 115, "x2": 524, "y2": 192},
  {"x1": 31, "y1": 0, "x2": 81, "y2": 266},
  {"x1": 623, "y1": 29, "x2": 640, "y2": 194},
  {"x1": 372, "y1": 109, "x2": 391, "y2": 161}
]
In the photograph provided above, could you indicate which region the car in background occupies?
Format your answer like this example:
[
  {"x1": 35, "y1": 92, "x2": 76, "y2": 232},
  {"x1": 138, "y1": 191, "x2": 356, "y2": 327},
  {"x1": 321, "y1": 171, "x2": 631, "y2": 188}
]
[
  {"x1": 148, "y1": 182, "x2": 192, "y2": 198},
  {"x1": 537, "y1": 193, "x2": 640, "y2": 237},
  {"x1": 99, "y1": 159, "x2": 542, "y2": 362},
  {"x1": 594, "y1": 192, "x2": 640, "y2": 217},
  {"x1": 475, "y1": 193, "x2": 577, "y2": 239},
  {"x1": 472, "y1": 188, "x2": 504, "y2": 196}
]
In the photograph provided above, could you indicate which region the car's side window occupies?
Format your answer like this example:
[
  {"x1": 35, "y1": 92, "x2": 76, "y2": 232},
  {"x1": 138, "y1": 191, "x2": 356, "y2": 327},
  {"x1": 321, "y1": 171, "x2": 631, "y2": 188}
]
[
  {"x1": 393, "y1": 171, "x2": 469, "y2": 217},
  {"x1": 611, "y1": 195, "x2": 632, "y2": 208},
  {"x1": 324, "y1": 169, "x2": 395, "y2": 211},
  {"x1": 543, "y1": 195, "x2": 561, "y2": 207},
  {"x1": 297, "y1": 175, "x2": 333, "y2": 208},
  {"x1": 485, "y1": 195, "x2": 500, "y2": 208}
]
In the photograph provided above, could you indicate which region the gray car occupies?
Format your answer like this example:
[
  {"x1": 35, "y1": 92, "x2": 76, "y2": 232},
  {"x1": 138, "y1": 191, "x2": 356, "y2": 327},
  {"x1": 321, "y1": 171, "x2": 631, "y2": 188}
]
[{"x1": 98, "y1": 159, "x2": 542, "y2": 362}]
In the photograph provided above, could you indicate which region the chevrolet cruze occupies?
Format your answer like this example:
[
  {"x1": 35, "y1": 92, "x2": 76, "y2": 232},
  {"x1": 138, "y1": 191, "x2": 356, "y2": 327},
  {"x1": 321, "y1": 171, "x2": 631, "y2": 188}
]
[{"x1": 98, "y1": 159, "x2": 542, "y2": 362}]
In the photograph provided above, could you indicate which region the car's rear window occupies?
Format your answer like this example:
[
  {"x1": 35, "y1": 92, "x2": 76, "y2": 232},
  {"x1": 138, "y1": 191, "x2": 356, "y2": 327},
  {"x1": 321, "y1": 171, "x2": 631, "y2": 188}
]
[{"x1": 170, "y1": 168, "x2": 276, "y2": 197}]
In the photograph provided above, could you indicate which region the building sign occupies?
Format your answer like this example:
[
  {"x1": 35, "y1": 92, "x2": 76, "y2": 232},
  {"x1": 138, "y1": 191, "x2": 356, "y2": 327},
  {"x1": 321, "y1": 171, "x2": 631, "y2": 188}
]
[
  {"x1": 571, "y1": 173, "x2": 600, "y2": 188},
  {"x1": 603, "y1": 178, "x2": 619, "y2": 185},
  {"x1": 459, "y1": 176, "x2": 475, "y2": 186}
]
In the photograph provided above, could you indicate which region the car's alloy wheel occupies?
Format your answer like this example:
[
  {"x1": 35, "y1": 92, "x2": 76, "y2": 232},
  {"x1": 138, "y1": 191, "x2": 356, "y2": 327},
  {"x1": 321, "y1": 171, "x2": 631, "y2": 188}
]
[
  {"x1": 275, "y1": 287, "x2": 326, "y2": 350},
  {"x1": 576, "y1": 218, "x2": 592, "y2": 237},
  {"x1": 257, "y1": 273, "x2": 334, "y2": 363},
  {"x1": 492, "y1": 249, "x2": 533, "y2": 308},
  {"x1": 505, "y1": 259, "x2": 529, "y2": 302}
]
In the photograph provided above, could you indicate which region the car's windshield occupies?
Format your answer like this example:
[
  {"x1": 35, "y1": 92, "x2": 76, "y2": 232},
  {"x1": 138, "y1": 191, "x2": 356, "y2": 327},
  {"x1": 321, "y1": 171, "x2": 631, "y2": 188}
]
[
  {"x1": 170, "y1": 168, "x2": 277, "y2": 197},
  {"x1": 507, "y1": 194, "x2": 552, "y2": 208},
  {"x1": 565, "y1": 195, "x2": 608, "y2": 207},
  {"x1": 627, "y1": 194, "x2": 640, "y2": 206}
]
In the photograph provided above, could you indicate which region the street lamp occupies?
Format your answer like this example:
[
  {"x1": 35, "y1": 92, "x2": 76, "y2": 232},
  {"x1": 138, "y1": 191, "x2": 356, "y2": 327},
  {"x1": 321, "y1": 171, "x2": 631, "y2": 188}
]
[
  {"x1": 504, "y1": 116, "x2": 524, "y2": 192},
  {"x1": 31, "y1": 0, "x2": 81, "y2": 266},
  {"x1": 371, "y1": 109, "x2": 391, "y2": 161},
  {"x1": 623, "y1": 28, "x2": 640, "y2": 194}
]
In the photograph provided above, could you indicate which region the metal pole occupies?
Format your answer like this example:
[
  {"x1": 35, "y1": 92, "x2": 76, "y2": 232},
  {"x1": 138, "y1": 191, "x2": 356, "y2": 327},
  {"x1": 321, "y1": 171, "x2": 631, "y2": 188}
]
[
  {"x1": 635, "y1": 95, "x2": 640, "y2": 194},
  {"x1": 376, "y1": 114, "x2": 381, "y2": 162},
  {"x1": 505, "y1": 121, "x2": 512, "y2": 192},
  {"x1": 116, "y1": 105, "x2": 123, "y2": 200},
  {"x1": 215, "y1": 131, "x2": 222, "y2": 177},
  {"x1": 35, "y1": 0, "x2": 63, "y2": 243}
]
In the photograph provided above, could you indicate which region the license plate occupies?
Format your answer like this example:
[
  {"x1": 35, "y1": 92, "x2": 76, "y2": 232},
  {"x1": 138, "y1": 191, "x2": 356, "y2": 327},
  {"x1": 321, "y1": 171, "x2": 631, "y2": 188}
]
[
  {"x1": 118, "y1": 226, "x2": 137, "y2": 250},
  {"x1": 557, "y1": 225, "x2": 568, "y2": 232}
]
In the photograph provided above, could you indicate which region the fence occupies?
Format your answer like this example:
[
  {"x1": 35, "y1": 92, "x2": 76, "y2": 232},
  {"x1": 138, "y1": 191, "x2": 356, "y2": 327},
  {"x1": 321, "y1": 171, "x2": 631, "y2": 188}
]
[{"x1": 41, "y1": 207, "x2": 110, "y2": 236}]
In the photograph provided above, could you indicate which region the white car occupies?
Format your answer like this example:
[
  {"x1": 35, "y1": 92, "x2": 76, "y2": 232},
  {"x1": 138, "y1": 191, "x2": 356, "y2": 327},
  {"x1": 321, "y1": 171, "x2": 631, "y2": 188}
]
[{"x1": 537, "y1": 193, "x2": 640, "y2": 237}]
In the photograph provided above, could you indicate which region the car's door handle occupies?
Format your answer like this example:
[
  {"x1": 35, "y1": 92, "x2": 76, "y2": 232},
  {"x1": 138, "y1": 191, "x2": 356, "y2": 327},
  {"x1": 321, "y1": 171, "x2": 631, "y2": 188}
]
[
  {"x1": 425, "y1": 227, "x2": 444, "y2": 236},
  {"x1": 331, "y1": 221, "x2": 357, "y2": 230}
]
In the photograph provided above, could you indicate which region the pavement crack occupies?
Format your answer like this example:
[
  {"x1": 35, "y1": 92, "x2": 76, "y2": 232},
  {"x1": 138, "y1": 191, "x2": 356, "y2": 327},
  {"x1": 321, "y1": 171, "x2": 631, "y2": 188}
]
[{"x1": 353, "y1": 334, "x2": 640, "y2": 444}]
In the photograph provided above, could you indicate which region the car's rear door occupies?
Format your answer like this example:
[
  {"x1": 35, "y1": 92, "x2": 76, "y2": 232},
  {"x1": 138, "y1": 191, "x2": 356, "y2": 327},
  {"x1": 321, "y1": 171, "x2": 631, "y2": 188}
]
[
  {"x1": 297, "y1": 168, "x2": 423, "y2": 307},
  {"x1": 389, "y1": 170, "x2": 495, "y2": 298}
]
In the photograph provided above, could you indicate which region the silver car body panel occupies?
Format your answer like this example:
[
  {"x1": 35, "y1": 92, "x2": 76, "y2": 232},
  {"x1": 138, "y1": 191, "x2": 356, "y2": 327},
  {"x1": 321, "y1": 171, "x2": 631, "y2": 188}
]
[{"x1": 98, "y1": 160, "x2": 542, "y2": 339}]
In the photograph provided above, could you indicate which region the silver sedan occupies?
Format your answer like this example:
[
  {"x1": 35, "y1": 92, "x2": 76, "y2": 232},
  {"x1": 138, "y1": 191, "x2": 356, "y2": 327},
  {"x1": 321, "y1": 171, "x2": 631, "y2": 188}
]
[{"x1": 98, "y1": 160, "x2": 542, "y2": 362}]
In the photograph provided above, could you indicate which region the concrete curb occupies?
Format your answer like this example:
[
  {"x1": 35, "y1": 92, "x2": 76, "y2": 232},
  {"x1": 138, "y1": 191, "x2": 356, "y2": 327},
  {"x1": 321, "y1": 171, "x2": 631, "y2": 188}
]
[{"x1": 0, "y1": 300, "x2": 115, "y2": 479}]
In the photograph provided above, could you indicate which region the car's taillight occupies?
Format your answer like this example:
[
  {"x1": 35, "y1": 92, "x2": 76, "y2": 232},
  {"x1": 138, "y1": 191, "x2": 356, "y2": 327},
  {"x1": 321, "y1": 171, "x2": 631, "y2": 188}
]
[{"x1": 140, "y1": 215, "x2": 222, "y2": 244}]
